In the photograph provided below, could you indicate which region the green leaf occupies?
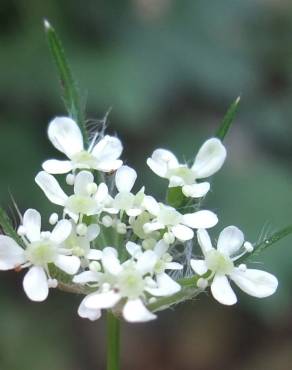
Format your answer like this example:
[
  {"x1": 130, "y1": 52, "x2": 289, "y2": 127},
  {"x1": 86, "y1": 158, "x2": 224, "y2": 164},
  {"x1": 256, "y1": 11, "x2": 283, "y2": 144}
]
[
  {"x1": 0, "y1": 207, "x2": 24, "y2": 247},
  {"x1": 216, "y1": 96, "x2": 240, "y2": 140},
  {"x1": 238, "y1": 224, "x2": 292, "y2": 264},
  {"x1": 166, "y1": 187, "x2": 186, "y2": 208},
  {"x1": 44, "y1": 20, "x2": 88, "y2": 144}
]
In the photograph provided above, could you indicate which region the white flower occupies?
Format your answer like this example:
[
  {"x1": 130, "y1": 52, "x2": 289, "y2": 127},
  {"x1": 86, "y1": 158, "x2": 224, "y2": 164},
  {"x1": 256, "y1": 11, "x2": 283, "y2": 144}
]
[
  {"x1": 190, "y1": 227, "x2": 278, "y2": 305},
  {"x1": 61, "y1": 220, "x2": 101, "y2": 262},
  {"x1": 42, "y1": 117, "x2": 123, "y2": 174},
  {"x1": 35, "y1": 170, "x2": 109, "y2": 220},
  {"x1": 106, "y1": 165, "x2": 145, "y2": 217},
  {"x1": 75, "y1": 244, "x2": 182, "y2": 323},
  {"x1": 147, "y1": 138, "x2": 226, "y2": 198},
  {"x1": 0, "y1": 209, "x2": 80, "y2": 301},
  {"x1": 143, "y1": 197, "x2": 218, "y2": 242},
  {"x1": 126, "y1": 240, "x2": 182, "y2": 296},
  {"x1": 75, "y1": 247, "x2": 156, "y2": 322}
]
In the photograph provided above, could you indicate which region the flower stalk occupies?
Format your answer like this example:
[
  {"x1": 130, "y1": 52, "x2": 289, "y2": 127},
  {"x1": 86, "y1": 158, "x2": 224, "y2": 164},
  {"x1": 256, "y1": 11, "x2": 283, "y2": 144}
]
[{"x1": 107, "y1": 311, "x2": 121, "y2": 370}]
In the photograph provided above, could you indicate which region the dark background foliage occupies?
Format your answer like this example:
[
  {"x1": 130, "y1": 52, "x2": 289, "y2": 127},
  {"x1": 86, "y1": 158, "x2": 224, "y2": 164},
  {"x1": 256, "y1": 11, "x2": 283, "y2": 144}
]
[{"x1": 1, "y1": 1, "x2": 292, "y2": 369}]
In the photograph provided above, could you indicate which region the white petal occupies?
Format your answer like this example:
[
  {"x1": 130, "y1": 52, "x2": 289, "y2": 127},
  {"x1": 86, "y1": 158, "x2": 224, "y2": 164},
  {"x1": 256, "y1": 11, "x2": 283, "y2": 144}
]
[
  {"x1": 142, "y1": 196, "x2": 160, "y2": 216},
  {"x1": 146, "y1": 273, "x2": 181, "y2": 296},
  {"x1": 192, "y1": 138, "x2": 227, "y2": 178},
  {"x1": 136, "y1": 250, "x2": 157, "y2": 274},
  {"x1": 87, "y1": 249, "x2": 103, "y2": 260},
  {"x1": 42, "y1": 159, "x2": 73, "y2": 174},
  {"x1": 87, "y1": 224, "x2": 100, "y2": 241},
  {"x1": 172, "y1": 224, "x2": 194, "y2": 241},
  {"x1": 230, "y1": 268, "x2": 278, "y2": 298},
  {"x1": 35, "y1": 171, "x2": 68, "y2": 206},
  {"x1": 102, "y1": 249, "x2": 122, "y2": 275},
  {"x1": 153, "y1": 240, "x2": 169, "y2": 257},
  {"x1": 84, "y1": 291, "x2": 121, "y2": 309},
  {"x1": 48, "y1": 117, "x2": 84, "y2": 158},
  {"x1": 169, "y1": 175, "x2": 185, "y2": 187},
  {"x1": 103, "y1": 247, "x2": 118, "y2": 257},
  {"x1": 0, "y1": 236, "x2": 26, "y2": 270},
  {"x1": 50, "y1": 220, "x2": 72, "y2": 244},
  {"x1": 54, "y1": 255, "x2": 80, "y2": 275},
  {"x1": 182, "y1": 182, "x2": 210, "y2": 198},
  {"x1": 197, "y1": 229, "x2": 214, "y2": 256},
  {"x1": 95, "y1": 183, "x2": 108, "y2": 202},
  {"x1": 182, "y1": 210, "x2": 218, "y2": 229},
  {"x1": 123, "y1": 299, "x2": 156, "y2": 322},
  {"x1": 190, "y1": 259, "x2": 208, "y2": 275},
  {"x1": 23, "y1": 266, "x2": 49, "y2": 302},
  {"x1": 78, "y1": 297, "x2": 101, "y2": 321},
  {"x1": 147, "y1": 149, "x2": 179, "y2": 178},
  {"x1": 73, "y1": 271, "x2": 100, "y2": 284},
  {"x1": 95, "y1": 159, "x2": 123, "y2": 172},
  {"x1": 217, "y1": 226, "x2": 244, "y2": 256},
  {"x1": 115, "y1": 165, "x2": 137, "y2": 193},
  {"x1": 126, "y1": 208, "x2": 142, "y2": 217},
  {"x1": 211, "y1": 274, "x2": 237, "y2": 305},
  {"x1": 126, "y1": 241, "x2": 142, "y2": 257},
  {"x1": 91, "y1": 135, "x2": 123, "y2": 163},
  {"x1": 74, "y1": 171, "x2": 94, "y2": 196},
  {"x1": 23, "y1": 209, "x2": 41, "y2": 242},
  {"x1": 143, "y1": 222, "x2": 164, "y2": 233}
]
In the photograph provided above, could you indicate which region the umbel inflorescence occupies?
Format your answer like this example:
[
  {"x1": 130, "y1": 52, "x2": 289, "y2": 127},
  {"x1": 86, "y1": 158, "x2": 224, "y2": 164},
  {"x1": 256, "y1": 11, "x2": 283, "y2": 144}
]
[{"x1": 0, "y1": 116, "x2": 278, "y2": 323}]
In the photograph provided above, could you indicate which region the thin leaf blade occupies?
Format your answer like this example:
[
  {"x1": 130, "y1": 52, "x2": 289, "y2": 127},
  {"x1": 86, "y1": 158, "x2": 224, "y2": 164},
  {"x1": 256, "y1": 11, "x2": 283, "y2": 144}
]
[
  {"x1": 44, "y1": 20, "x2": 88, "y2": 144},
  {"x1": 0, "y1": 207, "x2": 24, "y2": 247},
  {"x1": 216, "y1": 96, "x2": 240, "y2": 140},
  {"x1": 238, "y1": 224, "x2": 292, "y2": 263}
]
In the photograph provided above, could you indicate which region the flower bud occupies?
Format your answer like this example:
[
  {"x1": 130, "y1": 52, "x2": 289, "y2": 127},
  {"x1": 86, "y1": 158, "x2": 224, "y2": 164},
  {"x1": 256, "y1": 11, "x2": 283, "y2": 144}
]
[
  {"x1": 17, "y1": 225, "x2": 26, "y2": 236},
  {"x1": 49, "y1": 213, "x2": 58, "y2": 225},
  {"x1": 89, "y1": 261, "x2": 101, "y2": 272},
  {"x1": 102, "y1": 215, "x2": 113, "y2": 228},
  {"x1": 116, "y1": 222, "x2": 127, "y2": 234},
  {"x1": 77, "y1": 223, "x2": 88, "y2": 236},
  {"x1": 66, "y1": 173, "x2": 75, "y2": 185},
  {"x1": 163, "y1": 232, "x2": 175, "y2": 245},
  {"x1": 86, "y1": 182, "x2": 98, "y2": 195},
  {"x1": 197, "y1": 278, "x2": 208, "y2": 290},
  {"x1": 244, "y1": 241, "x2": 253, "y2": 253}
]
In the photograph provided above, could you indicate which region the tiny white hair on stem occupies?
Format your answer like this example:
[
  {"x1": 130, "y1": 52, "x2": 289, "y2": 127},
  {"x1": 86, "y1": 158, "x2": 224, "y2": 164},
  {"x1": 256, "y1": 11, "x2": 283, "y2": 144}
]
[{"x1": 86, "y1": 107, "x2": 112, "y2": 147}]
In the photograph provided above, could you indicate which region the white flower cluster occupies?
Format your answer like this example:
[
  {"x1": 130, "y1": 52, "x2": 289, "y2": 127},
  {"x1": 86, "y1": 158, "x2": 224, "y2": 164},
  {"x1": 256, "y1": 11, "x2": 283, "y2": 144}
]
[{"x1": 0, "y1": 117, "x2": 278, "y2": 322}]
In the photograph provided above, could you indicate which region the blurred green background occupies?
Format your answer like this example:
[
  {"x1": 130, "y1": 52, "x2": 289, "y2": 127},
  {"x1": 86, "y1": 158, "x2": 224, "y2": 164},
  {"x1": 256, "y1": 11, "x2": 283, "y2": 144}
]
[{"x1": 1, "y1": 0, "x2": 292, "y2": 369}]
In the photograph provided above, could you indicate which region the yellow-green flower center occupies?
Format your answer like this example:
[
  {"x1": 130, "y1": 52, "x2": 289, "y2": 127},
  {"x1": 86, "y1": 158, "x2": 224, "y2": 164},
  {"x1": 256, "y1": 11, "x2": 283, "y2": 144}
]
[
  {"x1": 205, "y1": 250, "x2": 234, "y2": 275},
  {"x1": 72, "y1": 150, "x2": 97, "y2": 169},
  {"x1": 26, "y1": 240, "x2": 57, "y2": 266},
  {"x1": 118, "y1": 268, "x2": 145, "y2": 299}
]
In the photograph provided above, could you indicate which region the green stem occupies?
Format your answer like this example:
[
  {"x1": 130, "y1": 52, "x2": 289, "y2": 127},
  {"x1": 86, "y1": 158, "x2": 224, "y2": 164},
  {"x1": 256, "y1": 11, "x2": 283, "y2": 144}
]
[{"x1": 107, "y1": 311, "x2": 120, "y2": 370}]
